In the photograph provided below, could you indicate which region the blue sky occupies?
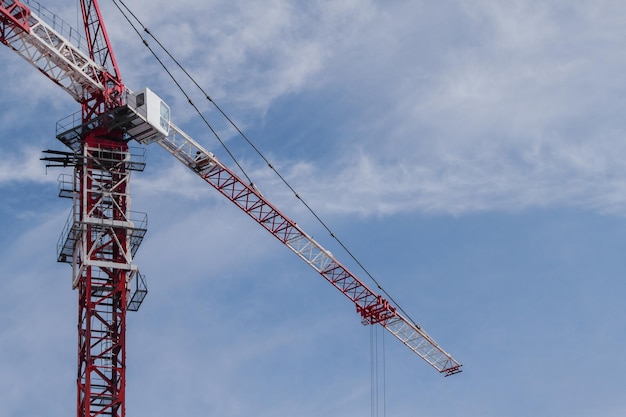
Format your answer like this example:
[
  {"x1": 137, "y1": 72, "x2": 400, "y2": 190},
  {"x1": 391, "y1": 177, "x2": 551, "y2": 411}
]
[{"x1": 2, "y1": 0, "x2": 626, "y2": 416}]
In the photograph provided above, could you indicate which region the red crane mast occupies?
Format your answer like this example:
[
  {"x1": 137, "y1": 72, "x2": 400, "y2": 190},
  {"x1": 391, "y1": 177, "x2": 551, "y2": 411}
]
[
  {"x1": 2, "y1": 1, "x2": 144, "y2": 416},
  {"x1": 79, "y1": 0, "x2": 124, "y2": 118},
  {"x1": 1, "y1": 0, "x2": 461, "y2": 416}
]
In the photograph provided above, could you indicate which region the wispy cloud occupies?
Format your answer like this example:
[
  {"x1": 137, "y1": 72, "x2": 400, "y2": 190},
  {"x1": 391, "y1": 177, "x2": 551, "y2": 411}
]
[
  {"x1": 4, "y1": 3, "x2": 626, "y2": 416},
  {"x1": 0, "y1": 211, "x2": 75, "y2": 416},
  {"x1": 14, "y1": 0, "x2": 622, "y2": 220},
  {"x1": 214, "y1": 0, "x2": 626, "y2": 217},
  {"x1": 0, "y1": 146, "x2": 56, "y2": 185}
]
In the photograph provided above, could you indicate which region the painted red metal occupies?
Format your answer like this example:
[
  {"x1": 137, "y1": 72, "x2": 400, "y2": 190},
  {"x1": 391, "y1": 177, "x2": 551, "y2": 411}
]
[
  {"x1": 3, "y1": 6, "x2": 462, "y2": 415},
  {"x1": 75, "y1": 2, "x2": 130, "y2": 416},
  {"x1": 0, "y1": 0, "x2": 31, "y2": 37},
  {"x1": 199, "y1": 164, "x2": 399, "y2": 322},
  {"x1": 3, "y1": 1, "x2": 147, "y2": 414},
  {"x1": 75, "y1": 134, "x2": 131, "y2": 417},
  {"x1": 158, "y1": 128, "x2": 462, "y2": 375},
  {"x1": 79, "y1": 0, "x2": 125, "y2": 121}
]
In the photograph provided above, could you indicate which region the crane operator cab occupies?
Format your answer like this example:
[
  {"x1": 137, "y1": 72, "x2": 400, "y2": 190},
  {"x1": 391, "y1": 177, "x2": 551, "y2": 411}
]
[{"x1": 126, "y1": 87, "x2": 171, "y2": 144}]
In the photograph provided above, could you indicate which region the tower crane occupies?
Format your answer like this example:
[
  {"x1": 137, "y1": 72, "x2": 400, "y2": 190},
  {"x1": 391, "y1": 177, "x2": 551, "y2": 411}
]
[{"x1": 1, "y1": 0, "x2": 462, "y2": 416}]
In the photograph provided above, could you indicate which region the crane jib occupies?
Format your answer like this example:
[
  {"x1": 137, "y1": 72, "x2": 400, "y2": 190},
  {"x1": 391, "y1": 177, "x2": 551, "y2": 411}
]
[
  {"x1": 147, "y1": 115, "x2": 462, "y2": 376},
  {"x1": 1, "y1": 5, "x2": 462, "y2": 412},
  {"x1": 67, "y1": 83, "x2": 463, "y2": 376}
]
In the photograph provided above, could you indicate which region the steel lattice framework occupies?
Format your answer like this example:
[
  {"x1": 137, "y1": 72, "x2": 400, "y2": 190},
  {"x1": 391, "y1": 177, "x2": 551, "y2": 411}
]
[
  {"x1": 0, "y1": 0, "x2": 462, "y2": 415},
  {"x1": 153, "y1": 124, "x2": 462, "y2": 375},
  {"x1": 2, "y1": 1, "x2": 147, "y2": 416},
  {"x1": 0, "y1": 0, "x2": 104, "y2": 102},
  {"x1": 73, "y1": 139, "x2": 138, "y2": 417}
]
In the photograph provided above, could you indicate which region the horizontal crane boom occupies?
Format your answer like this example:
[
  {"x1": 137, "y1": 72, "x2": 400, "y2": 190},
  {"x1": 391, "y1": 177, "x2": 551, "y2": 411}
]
[
  {"x1": 2, "y1": 0, "x2": 462, "y2": 377},
  {"x1": 147, "y1": 121, "x2": 462, "y2": 376}
]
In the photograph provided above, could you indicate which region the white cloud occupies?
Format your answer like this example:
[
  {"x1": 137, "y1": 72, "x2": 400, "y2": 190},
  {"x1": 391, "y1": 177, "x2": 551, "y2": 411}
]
[
  {"x1": 5, "y1": 3, "x2": 626, "y2": 417},
  {"x1": 11, "y1": 0, "x2": 626, "y2": 217},
  {"x1": 0, "y1": 211, "x2": 75, "y2": 416},
  {"x1": 0, "y1": 146, "x2": 56, "y2": 185},
  {"x1": 252, "y1": 0, "x2": 626, "y2": 217}
]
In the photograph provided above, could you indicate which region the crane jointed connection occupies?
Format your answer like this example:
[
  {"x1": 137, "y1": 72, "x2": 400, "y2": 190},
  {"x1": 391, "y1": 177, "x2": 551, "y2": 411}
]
[{"x1": 1, "y1": 0, "x2": 462, "y2": 416}]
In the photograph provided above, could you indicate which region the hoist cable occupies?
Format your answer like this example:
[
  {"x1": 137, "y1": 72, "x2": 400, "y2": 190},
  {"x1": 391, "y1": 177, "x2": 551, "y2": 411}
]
[
  {"x1": 112, "y1": 0, "x2": 421, "y2": 330},
  {"x1": 382, "y1": 329, "x2": 387, "y2": 417},
  {"x1": 370, "y1": 326, "x2": 388, "y2": 417},
  {"x1": 370, "y1": 325, "x2": 377, "y2": 417}
]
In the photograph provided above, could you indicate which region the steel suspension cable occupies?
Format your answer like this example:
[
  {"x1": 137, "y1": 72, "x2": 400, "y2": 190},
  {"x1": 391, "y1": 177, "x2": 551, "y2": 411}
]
[
  {"x1": 112, "y1": 0, "x2": 422, "y2": 330},
  {"x1": 110, "y1": 0, "x2": 254, "y2": 186}
]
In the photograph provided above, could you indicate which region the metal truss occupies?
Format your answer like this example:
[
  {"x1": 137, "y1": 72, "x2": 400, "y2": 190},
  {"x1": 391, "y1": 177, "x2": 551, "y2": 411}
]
[{"x1": 156, "y1": 123, "x2": 462, "y2": 376}]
